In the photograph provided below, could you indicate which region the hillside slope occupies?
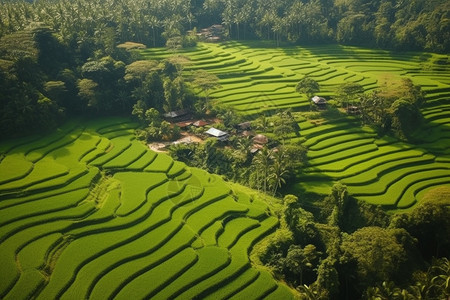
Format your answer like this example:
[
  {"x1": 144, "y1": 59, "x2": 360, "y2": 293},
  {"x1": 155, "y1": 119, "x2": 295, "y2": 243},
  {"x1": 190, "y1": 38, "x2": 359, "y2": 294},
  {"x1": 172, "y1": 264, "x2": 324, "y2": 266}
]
[
  {"x1": 0, "y1": 117, "x2": 295, "y2": 300},
  {"x1": 142, "y1": 42, "x2": 450, "y2": 209}
]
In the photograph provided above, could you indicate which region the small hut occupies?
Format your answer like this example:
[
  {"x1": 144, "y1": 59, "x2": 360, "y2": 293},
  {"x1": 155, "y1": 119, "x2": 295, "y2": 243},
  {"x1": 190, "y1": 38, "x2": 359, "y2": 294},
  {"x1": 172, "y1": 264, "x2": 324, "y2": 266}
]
[
  {"x1": 346, "y1": 106, "x2": 360, "y2": 114},
  {"x1": 193, "y1": 120, "x2": 209, "y2": 127},
  {"x1": 311, "y1": 96, "x2": 327, "y2": 106},
  {"x1": 164, "y1": 109, "x2": 191, "y2": 122},
  {"x1": 176, "y1": 121, "x2": 193, "y2": 129},
  {"x1": 205, "y1": 127, "x2": 229, "y2": 141},
  {"x1": 237, "y1": 121, "x2": 252, "y2": 131},
  {"x1": 253, "y1": 134, "x2": 269, "y2": 145}
]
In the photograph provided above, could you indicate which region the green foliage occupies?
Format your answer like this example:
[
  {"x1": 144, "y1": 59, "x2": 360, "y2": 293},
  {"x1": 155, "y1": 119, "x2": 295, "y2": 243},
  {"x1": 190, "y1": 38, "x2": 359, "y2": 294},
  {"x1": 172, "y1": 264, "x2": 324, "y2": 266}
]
[
  {"x1": 77, "y1": 78, "x2": 98, "y2": 108},
  {"x1": 390, "y1": 199, "x2": 450, "y2": 260},
  {"x1": 283, "y1": 195, "x2": 321, "y2": 248},
  {"x1": 313, "y1": 257, "x2": 340, "y2": 299},
  {"x1": 359, "y1": 78, "x2": 425, "y2": 139},
  {"x1": 322, "y1": 182, "x2": 349, "y2": 228},
  {"x1": 335, "y1": 82, "x2": 364, "y2": 108},
  {"x1": 340, "y1": 227, "x2": 411, "y2": 288},
  {"x1": 285, "y1": 244, "x2": 321, "y2": 286},
  {"x1": 365, "y1": 257, "x2": 450, "y2": 300},
  {"x1": 0, "y1": 118, "x2": 294, "y2": 300},
  {"x1": 1, "y1": 0, "x2": 448, "y2": 53},
  {"x1": 193, "y1": 69, "x2": 222, "y2": 105},
  {"x1": 296, "y1": 77, "x2": 320, "y2": 101}
]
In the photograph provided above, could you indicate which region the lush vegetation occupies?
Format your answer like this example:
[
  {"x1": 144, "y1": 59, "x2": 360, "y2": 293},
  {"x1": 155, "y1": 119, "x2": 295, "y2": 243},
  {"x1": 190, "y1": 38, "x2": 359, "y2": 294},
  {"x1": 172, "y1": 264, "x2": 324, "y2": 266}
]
[
  {"x1": 1, "y1": 0, "x2": 448, "y2": 52},
  {"x1": 251, "y1": 187, "x2": 450, "y2": 299},
  {"x1": 169, "y1": 109, "x2": 306, "y2": 196},
  {"x1": 0, "y1": 118, "x2": 295, "y2": 299},
  {"x1": 0, "y1": 0, "x2": 449, "y2": 137},
  {"x1": 1, "y1": 118, "x2": 448, "y2": 299},
  {"x1": 146, "y1": 41, "x2": 449, "y2": 211},
  {"x1": 1, "y1": 0, "x2": 449, "y2": 298}
]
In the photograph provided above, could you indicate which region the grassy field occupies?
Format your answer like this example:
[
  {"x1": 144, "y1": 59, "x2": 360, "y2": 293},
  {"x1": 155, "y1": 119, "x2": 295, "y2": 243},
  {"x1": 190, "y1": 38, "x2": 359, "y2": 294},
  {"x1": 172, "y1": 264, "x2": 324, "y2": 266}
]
[
  {"x1": 0, "y1": 118, "x2": 294, "y2": 299},
  {"x1": 142, "y1": 41, "x2": 450, "y2": 210}
]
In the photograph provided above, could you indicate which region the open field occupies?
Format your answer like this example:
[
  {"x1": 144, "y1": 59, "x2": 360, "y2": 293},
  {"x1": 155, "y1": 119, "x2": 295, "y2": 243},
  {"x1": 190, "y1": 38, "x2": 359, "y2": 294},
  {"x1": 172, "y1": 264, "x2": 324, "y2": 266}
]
[
  {"x1": 141, "y1": 41, "x2": 450, "y2": 209},
  {"x1": 0, "y1": 118, "x2": 294, "y2": 299}
]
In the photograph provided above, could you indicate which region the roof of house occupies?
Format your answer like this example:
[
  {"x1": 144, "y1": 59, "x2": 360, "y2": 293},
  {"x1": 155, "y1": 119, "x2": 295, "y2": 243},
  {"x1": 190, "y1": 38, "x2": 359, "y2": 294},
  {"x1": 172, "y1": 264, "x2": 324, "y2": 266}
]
[
  {"x1": 253, "y1": 134, "x2": 269, "y2": 144},
  {"x1": 176, "y1": 121, "x2": 193, "y2": 128},
  {"x1": 205, "y1": 127, "x2": 228, "y2": 138},
  {"x1": 164, "y1": 109, "x2": 190, "y2": 118},
  {"x1": 193, "y1": 120, "x2": 209, "y2": 127},
  {"x1": 311, "y1": 96, "x2": 327, "y2": 104},
  {"x1": 238, "y1": 121, "x2": 252, "y2": 130},
  {"x1": 241, "y1": 130, "x2": 254, "y2": 137}
]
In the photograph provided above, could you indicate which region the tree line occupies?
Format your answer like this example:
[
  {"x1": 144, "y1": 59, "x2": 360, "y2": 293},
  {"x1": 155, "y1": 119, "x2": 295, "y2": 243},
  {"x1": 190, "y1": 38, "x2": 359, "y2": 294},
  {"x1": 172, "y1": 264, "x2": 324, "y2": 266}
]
[
  {"x1": 1, "y1": 0, "x2": 449, "y2": 53},
  {"x1": 0, "y1": 21, "x2": 215, "y2": 137}
]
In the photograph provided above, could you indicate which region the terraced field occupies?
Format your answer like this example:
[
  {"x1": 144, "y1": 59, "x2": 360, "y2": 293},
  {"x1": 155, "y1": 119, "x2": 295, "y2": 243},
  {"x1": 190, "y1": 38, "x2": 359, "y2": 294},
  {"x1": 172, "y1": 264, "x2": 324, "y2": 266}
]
[
  {"x1": 142, "y1": 41, "x2": 450, "y2": 209},
  {"x1": 0, "y1": 117, "x2": 295, "y2": 299}
]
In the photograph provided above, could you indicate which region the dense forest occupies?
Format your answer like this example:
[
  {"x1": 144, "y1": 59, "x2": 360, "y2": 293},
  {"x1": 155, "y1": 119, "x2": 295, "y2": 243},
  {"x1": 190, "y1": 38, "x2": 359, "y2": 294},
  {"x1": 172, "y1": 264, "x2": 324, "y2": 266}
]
[
  {"x1": 1, "y1": 0, "x2": 449, "y2": 51},
  {"x1": 253, "y1": 187, "x2": 450, "y2": 299}
]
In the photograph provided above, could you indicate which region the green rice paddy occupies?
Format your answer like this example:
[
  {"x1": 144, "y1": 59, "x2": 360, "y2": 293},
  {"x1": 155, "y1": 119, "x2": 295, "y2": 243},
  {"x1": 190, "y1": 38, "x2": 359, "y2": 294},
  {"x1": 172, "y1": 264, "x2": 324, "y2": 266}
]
[
  {"x1": 0, "y1": 117, "x2": 292, "y2": 299},
  {"x1": 142, "y1": 41, "x2": 450, "y2": 209},
  {"x1": 1, "y1": 41, "x2": 449, "y2": 298}
]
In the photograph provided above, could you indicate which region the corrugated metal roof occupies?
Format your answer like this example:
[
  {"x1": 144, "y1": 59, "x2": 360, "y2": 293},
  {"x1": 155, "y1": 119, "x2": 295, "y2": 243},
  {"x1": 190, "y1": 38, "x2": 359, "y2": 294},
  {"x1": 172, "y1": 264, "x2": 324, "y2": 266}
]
[{"x1": 205, "y1": 127, "x2": 228, "y2": 137}]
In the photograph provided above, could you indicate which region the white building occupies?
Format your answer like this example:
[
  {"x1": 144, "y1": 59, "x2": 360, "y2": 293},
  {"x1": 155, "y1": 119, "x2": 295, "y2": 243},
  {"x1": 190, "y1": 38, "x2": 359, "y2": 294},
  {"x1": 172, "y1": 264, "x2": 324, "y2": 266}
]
[
  {"x1": 205, "y1": 127, "x2": 229, "y2": 141},
  {"x1": 311, "y1": 96, "x2": 327, "y2": 105}
]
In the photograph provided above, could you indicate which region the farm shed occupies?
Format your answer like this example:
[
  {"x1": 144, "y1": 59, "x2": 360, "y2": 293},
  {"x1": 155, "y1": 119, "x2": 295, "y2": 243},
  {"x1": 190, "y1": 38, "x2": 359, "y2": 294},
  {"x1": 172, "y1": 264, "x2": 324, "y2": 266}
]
[
  {"x1": 311, "y1": 96, "x2": 327, "y2": 105},
  {"x1": 176, "y1": 121, "x2": 193, "y2": 128},
  {"x1": 347, "y1": 106, "x2": 360, "y2": 114},
  {"x1": 164, "y1": 109, "x2": 191, "y2": 122},
  {"x1": 205, "y1": 127, "x2": 229, "y2": 141}
]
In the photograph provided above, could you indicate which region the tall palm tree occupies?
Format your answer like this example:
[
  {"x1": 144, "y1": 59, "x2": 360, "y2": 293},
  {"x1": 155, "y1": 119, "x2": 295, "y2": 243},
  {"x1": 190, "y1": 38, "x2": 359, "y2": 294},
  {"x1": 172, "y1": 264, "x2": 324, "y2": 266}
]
[
  {"x1": 269, "y1": 148, "x2": 289, "y2": 196},
  {"x1": 253, "y1": 147, "x2": 273, "y2": 193}
]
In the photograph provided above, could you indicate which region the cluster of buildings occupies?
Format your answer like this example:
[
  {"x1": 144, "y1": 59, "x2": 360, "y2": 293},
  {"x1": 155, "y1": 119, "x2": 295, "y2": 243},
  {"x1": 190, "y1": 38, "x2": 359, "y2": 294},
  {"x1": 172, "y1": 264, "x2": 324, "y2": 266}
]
[
  {"x1": 188, "y1": 24, "x2": 225, "y2": 42},
  {"x1": 163, "y1": 109, "x2": 269, "y2": 153}
]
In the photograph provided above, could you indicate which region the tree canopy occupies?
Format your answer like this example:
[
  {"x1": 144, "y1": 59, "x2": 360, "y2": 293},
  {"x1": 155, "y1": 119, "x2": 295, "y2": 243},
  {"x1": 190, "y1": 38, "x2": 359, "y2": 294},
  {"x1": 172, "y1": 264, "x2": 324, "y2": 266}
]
[{"x1": 0, "y1": 0, "x2": 448, "y2": 53}]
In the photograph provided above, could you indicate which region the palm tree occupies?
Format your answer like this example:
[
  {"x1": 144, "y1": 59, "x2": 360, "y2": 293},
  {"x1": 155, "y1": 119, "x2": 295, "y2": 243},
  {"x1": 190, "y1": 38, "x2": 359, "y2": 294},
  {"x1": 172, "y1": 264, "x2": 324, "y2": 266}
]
[
  {"x1": 252, "y1": 147, "x2": 273, "y2": 193},
  {"x1": 269, "y1": 148, "x2": 289, "y2": 196}
]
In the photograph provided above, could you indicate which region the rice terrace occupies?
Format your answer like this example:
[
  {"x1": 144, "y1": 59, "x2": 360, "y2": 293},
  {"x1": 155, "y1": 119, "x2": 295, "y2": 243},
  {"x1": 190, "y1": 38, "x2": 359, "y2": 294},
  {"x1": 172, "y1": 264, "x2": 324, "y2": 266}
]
[
  {"x1": 0, "y1": 117, "x2": 296, "y2": 299},
  {"x1": 0, "y1": 0, "x2": 450, "y2": 298},
  {"x1": 144, "y1": 41, "x2": 450, "y2": 209},
  {"x1": 1, "y1": 41, "x2": 449, "y2": 299}
]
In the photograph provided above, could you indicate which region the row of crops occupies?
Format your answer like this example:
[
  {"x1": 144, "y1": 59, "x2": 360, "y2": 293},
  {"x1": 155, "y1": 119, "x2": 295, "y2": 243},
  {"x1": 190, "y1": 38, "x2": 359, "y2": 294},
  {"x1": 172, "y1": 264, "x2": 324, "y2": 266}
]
[
  {"x1": 141, "y1": 41, "x2": 450, "y2": 210},
  {"x1": 0, "y1": 117, "x2": 295, "y2": 299}
]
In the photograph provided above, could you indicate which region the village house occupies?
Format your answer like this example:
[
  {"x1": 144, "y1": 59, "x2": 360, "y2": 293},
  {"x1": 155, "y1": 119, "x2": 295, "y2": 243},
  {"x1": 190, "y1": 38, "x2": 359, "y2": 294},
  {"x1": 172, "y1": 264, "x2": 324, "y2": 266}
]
[
  {"x1": 196, "y1": 24, "x2": 225, "y2": 42},
  {"x1": 237, "y1": 121, "x2": 252, "y2": 131},
  {"x1": 346, "y1": 105, "x2": 360, "y2": 114},
  {"x1": 163, "y1": 109, "x2": 191, "y2": 122},
  {"x1": 311, "y1": 95, "x2": 327, "y2": 109},
  {"x1": 311, "y1": 95, "x2": 327, "y2": 105},
  {"x1": 253, "y1": 134, "x2": 269, "y2": 145},
  {"x1": 193, "y1": 120, "x2": 209, "y2": 127},
  {"x1": 205, "y1": 127, "x2": 229, "y2": 141}
]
